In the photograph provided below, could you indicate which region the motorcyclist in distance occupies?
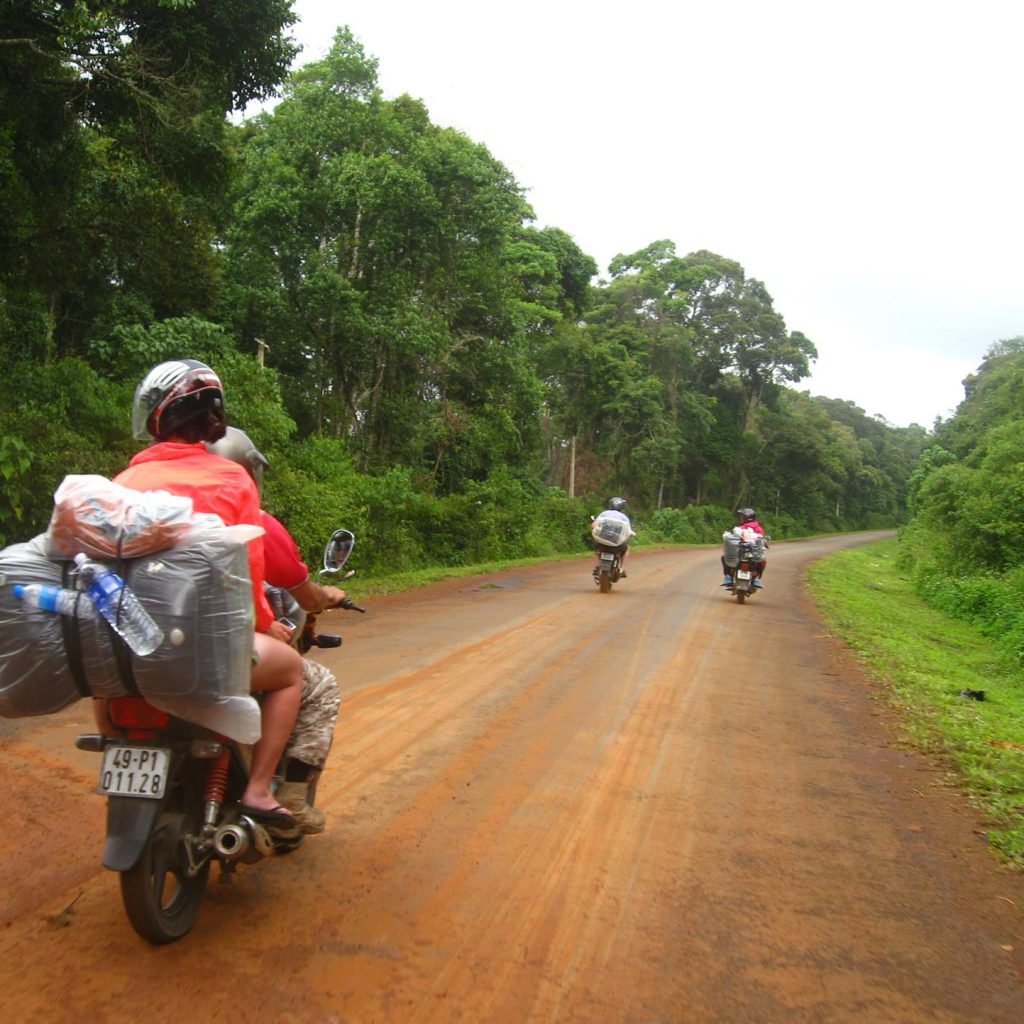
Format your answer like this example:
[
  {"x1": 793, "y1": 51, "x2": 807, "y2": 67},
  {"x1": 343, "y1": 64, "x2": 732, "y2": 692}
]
[
  {"x1": 722, "y1": 507, "x2": 767, "y2": 588},
  {"x1": 592, "y1": 496, "x2": 635, "y2": 578},
  {"x1": 207, "y1": 426, "x2": 347, "y2": 834}
]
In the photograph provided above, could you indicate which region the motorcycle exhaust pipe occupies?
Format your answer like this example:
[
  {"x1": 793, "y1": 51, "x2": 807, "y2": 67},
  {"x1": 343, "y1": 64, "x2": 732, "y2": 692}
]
[
  {"x1": 214, "y1": 816, "x2": 282, "y2": 860},
  {"x1": 212, "y1": 823, "x2": 250, "y2": 859}
]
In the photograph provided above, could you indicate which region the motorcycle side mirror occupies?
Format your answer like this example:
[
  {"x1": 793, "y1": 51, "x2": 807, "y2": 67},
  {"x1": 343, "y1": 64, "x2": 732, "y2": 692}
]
[{"x1": 322, "y1": 529, "x2": 355, "y2": 574}]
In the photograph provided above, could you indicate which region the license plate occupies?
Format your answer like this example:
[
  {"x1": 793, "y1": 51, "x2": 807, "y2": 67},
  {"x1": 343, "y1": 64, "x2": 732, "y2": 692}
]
[
  {"x1": 99, "y1": 745, "x2": 170, "y2": 799},
  {"x1": 737, "y1": 569, "x2": 752, "y2": 580}
]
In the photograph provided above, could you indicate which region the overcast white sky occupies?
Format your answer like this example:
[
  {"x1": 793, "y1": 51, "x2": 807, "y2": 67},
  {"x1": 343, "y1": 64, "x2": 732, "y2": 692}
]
[{"x1": 281, "y1": 0, "x2": 1024, "y2": 428}]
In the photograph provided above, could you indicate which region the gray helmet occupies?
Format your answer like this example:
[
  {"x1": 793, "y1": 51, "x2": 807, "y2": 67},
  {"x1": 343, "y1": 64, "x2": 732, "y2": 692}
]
[
  {"x1": 132, "y1": 359, "x2": 225, "y2": 441},
  {"x1": 205, "y1": 426, "x2": 269, "y2": 495},
  {"x1": 607, "y1": 496, "x2": 628, "y2": 512},
  {"x1": 736, "y1": 507, "x2": 757, "y2": 523}
]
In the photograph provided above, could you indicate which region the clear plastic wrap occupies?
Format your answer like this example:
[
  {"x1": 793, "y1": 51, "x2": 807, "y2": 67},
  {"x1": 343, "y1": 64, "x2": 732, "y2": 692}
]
[
  {"x1": 722, "y1": 531, "x2": 741, "y2": 568},
  {"x1": 722, "y1": 527, "x2": 766, "y2": 567},
  {"x1": 591, "y1": 515, "x2": 632, "y2": 548},
  {"x1": 0, "y1": 537, "x2": 79, "y2": 717},
  {"x1": 45, "y1": 474, "x2": 226, "y2": 561},
  {"x1": 0, "y1": 532, "x2": 262, "y2": 744}
]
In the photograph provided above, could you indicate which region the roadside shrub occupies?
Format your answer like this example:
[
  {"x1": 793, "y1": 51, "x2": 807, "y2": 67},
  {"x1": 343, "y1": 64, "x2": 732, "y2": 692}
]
[
  {"x1": 682, "y1": 504, "x2": 733, "y2": 541},
  {"x1": 646, "y1": 507, "x2": 691, "y2": 543},
  {"x1": 764, "y1": 511, "x2": 808, "y2": 540},
  {"x1": 899, "y1": 557, "x2": 1024, "y2": 678},
  {"x1": 529, "y1": 487, "x2": 593, "y2": 556},
  {"x1": 922, "y1": 570, "x2": 1004, "y2": 626}
]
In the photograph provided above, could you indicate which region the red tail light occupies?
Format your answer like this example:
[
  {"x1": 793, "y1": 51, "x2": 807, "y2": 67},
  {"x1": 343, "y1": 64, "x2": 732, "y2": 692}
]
[{"x1": 108, "y1": 696, "x2": 170, "y2": 732}]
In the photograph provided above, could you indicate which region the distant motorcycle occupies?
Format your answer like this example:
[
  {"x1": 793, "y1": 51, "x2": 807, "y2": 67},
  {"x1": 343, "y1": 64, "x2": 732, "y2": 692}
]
[
  {"x1": 590, "y1": 515, "x2": 630, "y2": 594},
  {"x1": 593, "y1": 545, "x2": 623, "y2": 593},
  {"x1": 723, "y1": 529, "x2": 767, "y2": 605}
]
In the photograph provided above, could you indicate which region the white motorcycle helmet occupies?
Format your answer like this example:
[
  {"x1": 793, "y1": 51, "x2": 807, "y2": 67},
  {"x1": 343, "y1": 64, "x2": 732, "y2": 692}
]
[{"x1": 131, "y1": 359, "x2": 226, "y2": 442}]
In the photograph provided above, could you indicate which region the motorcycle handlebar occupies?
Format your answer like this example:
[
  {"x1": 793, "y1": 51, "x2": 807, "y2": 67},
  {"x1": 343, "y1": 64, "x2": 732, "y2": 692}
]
[{"x1": 337, "y1": 596, "x2": 366, "y2": 613}]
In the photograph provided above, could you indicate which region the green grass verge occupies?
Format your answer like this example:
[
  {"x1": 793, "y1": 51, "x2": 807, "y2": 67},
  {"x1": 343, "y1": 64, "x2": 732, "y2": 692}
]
[{"x1": 806, "y1": 537, "x2": 1024, "y2": 866}]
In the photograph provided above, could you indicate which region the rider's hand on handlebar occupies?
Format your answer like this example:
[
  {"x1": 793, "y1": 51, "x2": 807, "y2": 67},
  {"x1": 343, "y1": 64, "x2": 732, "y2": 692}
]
[{"x1": 319, "y1": 585, "x2": 347, "y2": 610}]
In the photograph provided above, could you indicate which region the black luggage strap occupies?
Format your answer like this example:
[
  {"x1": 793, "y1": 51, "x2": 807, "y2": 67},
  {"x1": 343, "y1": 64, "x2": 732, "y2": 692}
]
[
  {"x1": 57, "y1": 565, "x2": 95, "y2": 699},
  {"x1": 59, "y1": 544, "x2": 142, "y2": 698},
  {"x1": 108, "y1": 540, "x2": 141, "y2": 696}
]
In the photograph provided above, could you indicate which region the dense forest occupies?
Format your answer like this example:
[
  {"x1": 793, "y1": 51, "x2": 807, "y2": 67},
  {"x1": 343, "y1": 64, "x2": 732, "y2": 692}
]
[
  {"x1": 899, "y1": 338, "x2": 1024, "y2": 673},
  {"x1": 1, "y1": 5, "x2": 936, "y2": 572}
]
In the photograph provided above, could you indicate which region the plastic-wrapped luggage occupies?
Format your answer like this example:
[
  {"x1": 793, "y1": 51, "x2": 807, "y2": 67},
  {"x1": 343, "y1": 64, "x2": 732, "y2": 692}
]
[
  {"x1": 722, "y1": 528, "x2": 766, "y2": 567},
  {"x1": 591, "y1": 515, "x2": 632, "y2": 548},
  {"x1": 0, "y1": 477, "x2": 263, "y2": 743},
  {"x1": 45, "y1": 474, "x2": 208, "y2": 561}
]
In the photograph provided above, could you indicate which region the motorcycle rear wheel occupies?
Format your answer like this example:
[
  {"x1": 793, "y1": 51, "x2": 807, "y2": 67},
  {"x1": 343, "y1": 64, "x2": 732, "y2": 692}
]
[
  {"x1": 735, "y1": 590, "x2": 746, "y2": 604},
  {"x1": 599, "y1": 572, "x2": 612, "y2": 594},
  {"x1": 120, "y1": 815, "x2": 210, "y2": 944}
]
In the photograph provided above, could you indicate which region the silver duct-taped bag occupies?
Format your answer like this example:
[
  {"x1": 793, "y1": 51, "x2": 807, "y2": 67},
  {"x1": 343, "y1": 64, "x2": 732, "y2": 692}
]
[
  {"x1": 722, "y1": 529, "x2": 766, "y2": 568},
  {"x1": 0, "y1": 524, "x2": 262, "y2": 744},
  {"x1": 591, "y1": 515, "x2": 632, "y2": 547}
]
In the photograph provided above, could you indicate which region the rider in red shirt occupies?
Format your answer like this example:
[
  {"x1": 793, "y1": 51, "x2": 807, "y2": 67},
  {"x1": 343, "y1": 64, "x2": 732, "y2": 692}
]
[
  {"x1": 108, "y1": 360, "x2": 304, "y2": 826},
  {"x1": 737, "y1": 508, "x2": 765, "y2": 536},
  {"x1": 117, "y1": 441, "x2": 276, "y2": 631}
]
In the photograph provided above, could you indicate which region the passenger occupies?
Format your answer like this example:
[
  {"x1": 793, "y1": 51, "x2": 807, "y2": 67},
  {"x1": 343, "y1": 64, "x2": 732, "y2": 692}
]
[{"x1": 207, "y1": 426, "x2": 347, "y2": 834}]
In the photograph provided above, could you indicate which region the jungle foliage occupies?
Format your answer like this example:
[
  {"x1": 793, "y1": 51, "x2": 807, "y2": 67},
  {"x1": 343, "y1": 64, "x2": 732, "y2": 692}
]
[
  {"x1": 899, "y1": 338, "x2": 1024, "y2": 674},
  {"x1": 1, "y1": 11, "x2": 927, "y2": 568}
]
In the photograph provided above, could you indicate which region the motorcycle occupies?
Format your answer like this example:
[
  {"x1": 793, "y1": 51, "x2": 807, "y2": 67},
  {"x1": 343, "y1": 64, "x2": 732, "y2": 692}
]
[
  {"x1": 74, "y1": 528, "x2": 363, "y2": 944},
  {"x1": 723, "y1": 529, "x2": 768, "y2": 604},
  {"x1": 593, "y1": 545, "x2": 624, "y2": 594},
  {"x1": 589, "y1": 514, "x2": 630, "y2": 594}
]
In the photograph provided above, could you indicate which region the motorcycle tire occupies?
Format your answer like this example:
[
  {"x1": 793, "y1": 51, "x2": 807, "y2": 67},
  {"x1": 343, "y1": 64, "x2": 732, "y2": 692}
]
[
  {"x1": 119, "y1": 812, "x2": 210, "y2": 944},
  {"x1": 599, "y1": 572, "x2": 612, "y2": 594},
  {"x1": 735, "y1": 590, "x2": 746, "y2": 604}
]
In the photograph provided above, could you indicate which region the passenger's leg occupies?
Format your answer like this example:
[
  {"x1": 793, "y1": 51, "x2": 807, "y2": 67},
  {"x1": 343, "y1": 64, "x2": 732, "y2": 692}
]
[
  {"x1": 278, "y1": 660, "x2": 340, "y2": 833},
  {"x1": 245, "y1": 633, "x2": 303, "y2": 814}
]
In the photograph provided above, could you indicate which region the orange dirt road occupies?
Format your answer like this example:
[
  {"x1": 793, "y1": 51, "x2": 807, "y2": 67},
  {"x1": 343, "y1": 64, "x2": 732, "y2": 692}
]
[{"x1": 3, "y1": 533, "x2": 1024, "y2": 1023}]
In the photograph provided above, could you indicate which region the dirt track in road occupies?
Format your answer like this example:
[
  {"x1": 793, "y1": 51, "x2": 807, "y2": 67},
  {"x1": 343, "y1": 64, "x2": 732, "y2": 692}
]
[{"x1": 3, "y1": 533, "x2": 1024, "y2": 1023}]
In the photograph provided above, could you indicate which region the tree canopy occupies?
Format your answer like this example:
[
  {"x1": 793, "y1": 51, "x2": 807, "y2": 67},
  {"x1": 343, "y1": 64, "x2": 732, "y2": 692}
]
[{"x1": 0, "y1": 16, "x2": 928, "y2": 562}]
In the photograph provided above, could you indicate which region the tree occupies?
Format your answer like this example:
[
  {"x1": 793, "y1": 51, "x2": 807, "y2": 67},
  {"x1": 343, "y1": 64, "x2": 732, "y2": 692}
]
[
  {"x1": 222, "y1": 26, "x2": 590, "y2": 492},
  {"x1": 0, "y1": 1, "x2": 297, "y2": 357},
  {"x1": 934, "y1": 337, "x2": 1024, "y2": 459},
  {"x1": 561, "y1": 240, "x2": 820, "y2": 507}
]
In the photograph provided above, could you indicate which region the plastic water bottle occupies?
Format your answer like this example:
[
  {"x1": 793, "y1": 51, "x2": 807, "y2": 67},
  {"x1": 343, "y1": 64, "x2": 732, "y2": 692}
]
[
  {"x1": 73, "y1": 553, "x2": 164, "y2": 656},
  {"x1": 13, "y1": 583, "x2": 99, "y2": 619}
]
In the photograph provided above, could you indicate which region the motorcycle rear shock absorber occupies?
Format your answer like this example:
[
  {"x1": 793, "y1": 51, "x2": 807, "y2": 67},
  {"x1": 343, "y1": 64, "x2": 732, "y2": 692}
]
[{"x1": 203, "y1": 748, "x2": 231, "y2": 827}]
